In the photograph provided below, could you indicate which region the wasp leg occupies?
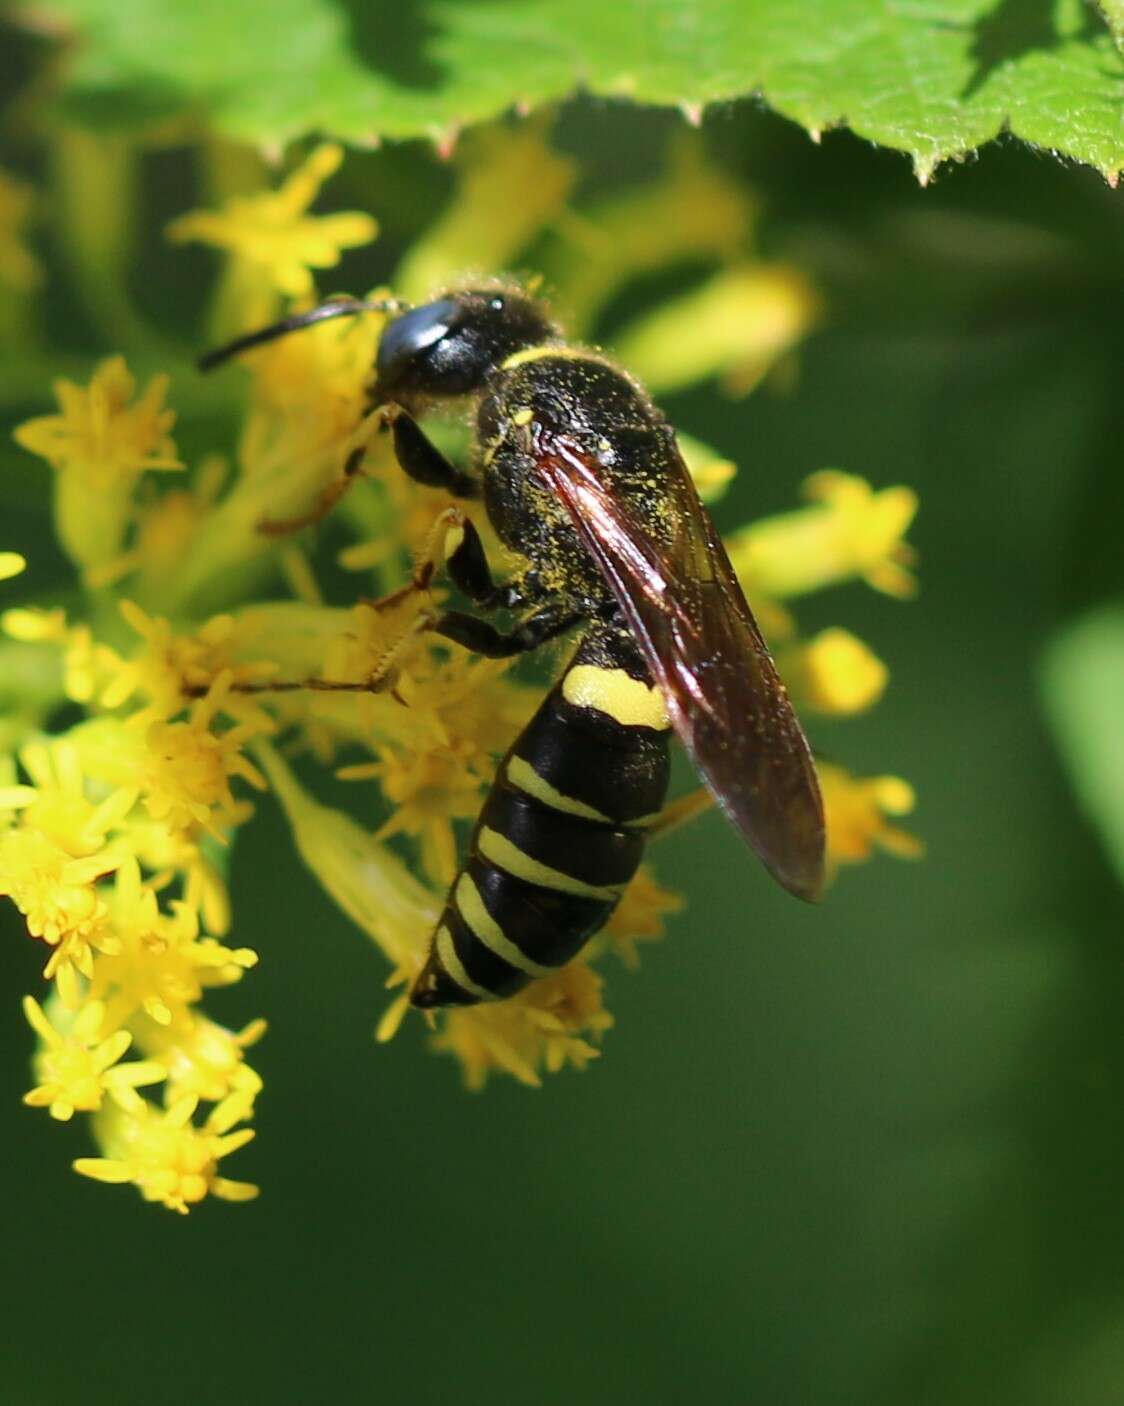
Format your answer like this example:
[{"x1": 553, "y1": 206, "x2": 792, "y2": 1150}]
[
  {"x1": 182, "y1": 598, "x2": 434, "y2": 704},
  {"x1": 258, "y1": 408, "x2": 476, "y2": 538},
  {"x1": 398, "y1": 507, "x2": 524, "y2": 617},
  {"x1": 441, "y1": 514, "x2": 524, "y2": 610},
  {"x1": 258, "y1": 441, "x2": 371, "y2": 537},
  {"x1": 432, "y1": 601, "x2": 578, "y2": 658},
  {"x1": 390, "y1": 412, "x2": 480, "y2": 499}
]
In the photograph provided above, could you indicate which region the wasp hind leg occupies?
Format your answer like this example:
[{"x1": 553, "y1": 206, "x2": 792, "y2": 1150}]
[
  {"x1": 431, "y1": 514, "x2": 575, "y2": 653},
  {"x1": 432, "y1": 599, "x2": 578, "y2": 658}
]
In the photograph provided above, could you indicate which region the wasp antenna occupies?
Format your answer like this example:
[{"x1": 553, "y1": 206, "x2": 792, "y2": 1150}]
[{"x1": 197, "y1": 296, "x2": 411, "y2": 372}]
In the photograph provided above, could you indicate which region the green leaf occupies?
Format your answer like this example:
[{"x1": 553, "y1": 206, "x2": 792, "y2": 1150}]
[
  {"x1": 1041, "y1": 607, "x2": 1124, "y2": 885},
  {"x1": 24, "y1": 0, "x2": 1124, "y2": 180}
]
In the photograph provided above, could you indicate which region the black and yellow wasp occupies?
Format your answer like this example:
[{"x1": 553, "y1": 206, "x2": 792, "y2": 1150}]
[{"x1": 202, "y1": 285, "x2": 825, "y2": 1009}]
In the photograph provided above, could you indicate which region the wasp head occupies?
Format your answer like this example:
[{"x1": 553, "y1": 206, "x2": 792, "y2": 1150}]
[{"x1": 371, "y1": 287, "x2": 556, "y2": 408}]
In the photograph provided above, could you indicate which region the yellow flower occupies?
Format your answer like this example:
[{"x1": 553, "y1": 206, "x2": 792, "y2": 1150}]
[
  {"x1": 23, "y1": 996, "x2": 164, "y2": 1121},
  {"x1": 137, "y1": 1014, "x2": 266, "y2": 1105},
  {"x1": 90, "y1": 857, "x2": 257, "y2": 1030},
  {"x1": 12, "y1": 356, "x2": 182, "y2": 572},
  {"x1": 614, "y1": 263, "x2": 819, "y2": 397},
  {"x1": 0, "y1": 821, "x2": 121, "y2": 991},
  {"x1": 123, "y1": 813, "x2": 232, "y2": 937},
  {"x1": 341, "y1": 649, "x2": 537, "y2": 886},
  {"x1": 2, "y1": 605, "x2": 104, "y2": 704},
  {"x1": 74, "y1": 1091, "x2": 258, "y2": 1214},
  {"x1": 13, "y1": 355, "x2": 181, "y2": 485},
  {"x1": 102, "y1": 599, "x2": 278, "y2": 730},
  {"x1": 167, "y1": 142, "x2": 377, "y2": 301},
  {"x1": 258, "y1": 741, "x2": 437, "y2": 974},
  {"x1": 138, "y1": 689, "x2": 269, "y2": 841},
  {"x1": 317, "y1": 592, "x2": 437, "y2": 723},
  {"x1": 819, "y1": 762, "x2": 924, "y2": 872},
  {"x1": 11, "y1": 738, "x2": 138, "y2": 856},
  {"x1": 730, "y1": 471, "x2": 919, "y2": 600},
  {"x1": 0, "y1": 739, "x2": 140, "y2": 988},
  {"x1": 0, "y1": 552, "x2": 26, "y2": 581},
  {"x1": 431, "y1": 961, "x2": 614, "y2": 1091},
  {"x1": 84, "y1": 454, "x2": 230, "y2": 595},
  {"x1": 152, "y1": 312, "x2": 389, "y2": 615},
  {"x1": 367, "y1": 741, "x2": 487, "y2": 886},
  {"x1": 246, "y1": 305, "x2": 385, "y2": 479},
  {"x1": 676, "y1": 432, "x2": 736, "y2": 504},
  {"x1": 776, "y1": 628, "x2": 889, "y2": 716},
  {"x1": 596, "y1": 864, "x2": 684, "y2": 969}
]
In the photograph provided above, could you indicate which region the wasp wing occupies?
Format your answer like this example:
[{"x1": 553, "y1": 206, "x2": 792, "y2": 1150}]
[{"x1": 534, "y1": 429, "x2": 825, "y2": 902}]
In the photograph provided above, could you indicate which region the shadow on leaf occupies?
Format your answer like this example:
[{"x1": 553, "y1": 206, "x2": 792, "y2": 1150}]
[
  {"x1": 338, "y1": 0, "x2": 446, "y2": 91},
  {"x1": 960, "y1": 0, "x2": 1101, "y2": 99}
]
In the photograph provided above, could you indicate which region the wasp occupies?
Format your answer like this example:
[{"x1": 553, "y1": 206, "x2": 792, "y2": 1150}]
[{"x1": 202, "y1": 285, "x2": 825, "y2": 1009}]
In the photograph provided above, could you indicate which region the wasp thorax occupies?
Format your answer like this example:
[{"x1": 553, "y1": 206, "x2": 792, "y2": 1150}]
[{"x1": 372, "y1": 288, "x2": 557, "y2": 405}]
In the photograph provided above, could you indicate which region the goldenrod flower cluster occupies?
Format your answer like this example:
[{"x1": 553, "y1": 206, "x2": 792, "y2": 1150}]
[{"x1": 3, "y1": 126, "x2": 920, "y2": 1210}]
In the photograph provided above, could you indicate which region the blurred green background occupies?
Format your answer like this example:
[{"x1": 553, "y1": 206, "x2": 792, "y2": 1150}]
[{"x1": 3, "y1": 21, "x2": 1124, "y2": 1406}]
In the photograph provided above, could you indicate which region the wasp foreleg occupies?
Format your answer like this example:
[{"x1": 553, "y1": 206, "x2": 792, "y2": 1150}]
[
  {"x1": 389, "y1": 411, "x2": 480, "y2": 499},
  {"x1": 258, "y1": 440, "x2": 373, "y2": 536}
]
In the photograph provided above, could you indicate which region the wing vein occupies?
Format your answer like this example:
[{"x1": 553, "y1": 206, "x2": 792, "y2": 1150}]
[{"x1": 533, "y1": 426, "x2": 825, "y2": 901}]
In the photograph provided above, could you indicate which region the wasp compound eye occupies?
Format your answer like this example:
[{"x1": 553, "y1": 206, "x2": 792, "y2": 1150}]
[{"x1": 375, "y1": 298, "x2": 461, "y2": 388}]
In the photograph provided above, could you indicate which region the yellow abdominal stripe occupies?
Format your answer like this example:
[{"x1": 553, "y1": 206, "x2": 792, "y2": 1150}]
[
  {"x1": 561, "y1": 665, "x2": 670, "y2": 731},
  {"x1": 435, "y1": 926, "x2": 494, "y2": 1001},
  {"x1": 505, "y1": 755, "x2": 614, "y2": 824},
  {"x1": 478, "y1": 827, "x2": 622, "y2": 900},
  {"x1": 455, "y1": 873, "x2": 553, "y2": 977}
]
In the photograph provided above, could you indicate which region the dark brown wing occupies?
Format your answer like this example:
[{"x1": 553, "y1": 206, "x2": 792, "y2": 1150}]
[{"x1": 533, "y1": 427, "x2": 825, "y2": 902}]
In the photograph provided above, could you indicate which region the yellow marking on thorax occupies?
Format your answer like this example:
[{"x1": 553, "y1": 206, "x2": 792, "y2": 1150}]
[
  {"x1": 562, "y1": 665, "x2": 671, "y2": 731},
  {"x1": 478, "y1": 827, "x2": 622, "y2": 901},
  {"x1": 501, "y1": 343, "x2": 598, "y2": 371},
  {"x1": 506, "y1": 755, "x2": 615, "y2": 824},
  {"x1": 434, "y1": 925, "x2": 494, "y2": 1002},
  {"x1": 511, "y1": 407, "x2": 534, "y2": 427},
  {"x1": 455, "y1": 873, "x2": 553, "y2": 977}
]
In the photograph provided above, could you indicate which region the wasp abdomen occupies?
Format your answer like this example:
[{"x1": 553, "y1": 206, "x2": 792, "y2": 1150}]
[{"x1": 411, "y1": 633, "x2": 672, "y2": 1008}]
